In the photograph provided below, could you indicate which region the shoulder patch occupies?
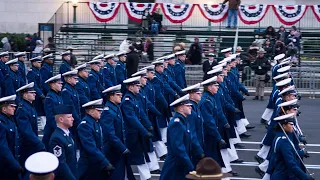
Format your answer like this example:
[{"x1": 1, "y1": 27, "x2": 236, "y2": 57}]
[
  {"x1": 117, "y1": 64, "x2": 121, "y2": 66},
  {"x1": 28, "y1": 69, "x2": 32, "y2": 71},
  {"x1": 105, "y1": 106, "x2": 109, "y2": 110},
  {"x1": 174, "y1": 118, "x2": 180, "y2": 122},
  {"x1": 80, "y1": 121, "x2": 86, "y2": 124},
  {"x1": 281, "y1": 136, "x2": 286, "y2": 139},
  {"x1": 89, "y1": 74, "x2": 93, "y2": 76},
  {"x1": 62, "y1": 88, "x2": 67, "y2": 91},
  {"x1": 53, "y1": 145, "x2": 62, "y2": 157},
  {"x1": 176, "y1": 62, "x2": 180, "y2": 64},
  {"x1": 125, "y1": 97, "x2": 130, "y2": 100}
]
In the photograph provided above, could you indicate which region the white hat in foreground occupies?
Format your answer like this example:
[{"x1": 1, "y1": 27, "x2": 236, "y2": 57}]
[
  {"x1": 170, "y1": 94, "x2": 192, "y2": 107},
  {"x1": 25, "y1": 152, "x2": 58, "y2": 175}
]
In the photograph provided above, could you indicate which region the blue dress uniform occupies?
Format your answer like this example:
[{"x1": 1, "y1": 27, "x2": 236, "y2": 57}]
[
  {"x1": 0, "y1": 96, "x2": 22, "y2": 180},
  {"x1": 78, "y1": 113, "x2": 112, "y2": 179},
  {"x1": 17, "y1": 60, "x2": 26, "y2": 86},
  {"x1": 115, "y1": 59, "x2": 127, "y2": 84},
  {"x1": 199, "y1": 91, "x2": 225, "y2": 168},
  {"x1": 174, "y1": 58, "x2": 187, "y2": 89},
  {"x1": 87, "y1": 69, "x2": 104, "y2": 100},
  {"x1": 2, "y1": 59, "x2": 24, "y2": 97},
  {"x1": 40, "y1": 61, "x2": 54, "y2": 95},
  {"x1": 49, "y1": 128, "x2": 77, "y2": 180},
  {"x1": 27, "y1": 63, "x2": 45, "y2": 116},
  {"x1": 59, "y1": 60, "x2": 71, "y2": 75},
  {"x1": 75, "y1": 76, "x2": 90, "y2": 117},
  {"x1": 0, "y1": 52, "x2": 9, "y2": 84},
  {"x1": 103, "y1": 62, "x2": 117, "y2": 88},
  {"x1": 101, "y1": 99, "x2": 135, "y2": 180}
]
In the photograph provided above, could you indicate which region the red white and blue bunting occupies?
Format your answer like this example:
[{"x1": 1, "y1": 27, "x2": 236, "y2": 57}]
[
  {"x1": 311, "y1": 5, "x2": 320, "y2": 22},
  {"x1": 238, "y1": 4, "x2": 269, "y2": 24},
  {"x1": 272, "y1": 5, "x2": 308, "y2": 26},
  {"x1": 160, "y1": 3, "x2": 195, "y2": 23},
  {"x1": 124, "y1": 3, "x2": 158, "y2": 22},
  {"x1": 197, "y1": 4, "x2": 228, "y2": 23},
  {"x1": 87, "y1": 2, "x2": 121, "y2": 22}
]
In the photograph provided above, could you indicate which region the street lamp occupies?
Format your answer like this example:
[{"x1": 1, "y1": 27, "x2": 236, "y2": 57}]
[{"x1": 72, "y1": 0, "x2": 79, "y2": 24}]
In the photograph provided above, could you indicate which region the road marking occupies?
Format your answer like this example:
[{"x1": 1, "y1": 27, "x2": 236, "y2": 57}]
[{"x1": 241, "y1": 141, "x2": 320, "y2": 147}]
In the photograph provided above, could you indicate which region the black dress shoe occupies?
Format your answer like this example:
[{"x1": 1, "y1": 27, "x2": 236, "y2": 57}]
[
  {"x1": 240, "y1": 132, "x2": 251, "y2": 138},
  {"x1": 246, "y1": 124, "x2": 255, "y2": 129},
  {"x1": 230, "y1": 159, "x2": 244, "y2": 163},
  {"x1": 254, "y1": 155, "x2": 264, "y2": 164},
  {"x1": 150, "y1": 169, "x2": 161, "y2": 174},
  {"x1": 260, "y1": 118, "x2": 267, "y2": 125},
  {"x1": 234, "y1": 143, "x2": 245, "y2": 149},
  {"x1": 227, "y1": 171, "x2": 239, "y2": 176},
  {"x1": 159, "y1": 155, "x2": 166, "y2": 161},
  {"x1": 255, "y1": 167, "x2": 265, "y2": 177}
]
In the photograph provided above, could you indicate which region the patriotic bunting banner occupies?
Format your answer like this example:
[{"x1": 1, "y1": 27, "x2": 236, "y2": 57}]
[
  {"x1": 197, "y1": 4, "x2": 228, "y2": 23},
  {"x1": 238, "y1": 4, "x2": 269, "y2": 24},
  {"x1": 272, "y1": 5, "x2": 308, "y2": 25},
  {"x1": 160, "y1": 3, "x2": 195, "y2": 23},
  {"x1": 87, "y1": 2, "x2": 121, "y2": 22},
  {"x1": 311, "y1": 5, "x2": 320, "y2": 22},
  {"x1": 124, "y1": 2, "x2": 158, "y2": 22}
]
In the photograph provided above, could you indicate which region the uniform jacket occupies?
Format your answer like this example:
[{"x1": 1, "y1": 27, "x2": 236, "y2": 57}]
[
  {"x1": 115, "y1": 60, "x2": 127, "y2": 84},
  {"x1": 18, "y1": 60, "x2": 26, "y2": 85},
  {"x1": 49, "y1": 128, "x2": 77, "y2": 180},
  {"x1": 189, "y1": 100, "x2": 204, "y2": 150},
  {"x1": 59, "y1": 60, "x2": 71, "y2": 75},
  {"x1": 75, "y1": 77, "x2": 90, "y2": 118},
  {"x1": 77, "y1": 115, "x2": 110, "y2": 180},
  {"x1": 42, "y1": 90, "x2": 64, "y2": 150},
  {"x1": 0, "y1": 113, "x2": 21, "y2": 180},
  {"x1": 15, "y1": 99, "x2": 45, "y2": 166},
  {"x1": 0, "y1": 60, "x2": 8, "y2": 83},
  {"x1": 87, "y1": 70, "x2": 104, "y2": 100},
  {"x1": 174, "y1": 59, "x2": 187, "y2": 89},
  {"x1": 160, "y1": 113, "x2": 194, "y2": 180},
  {"x1": 103, "y1": 63, "x2": 117, "y2": 88},
  {"x1": 27, "y1": 66, "x2": 45, "y2": 116},
  {"x1": 121, "y1": 91, "x2": 150, "y2": 165},
  {"x1": 40, "y1": 62, "x2": 53, "y2": 95},
  {"x1": 2, "y1": 69, "x2": 23, "y2": 97}
]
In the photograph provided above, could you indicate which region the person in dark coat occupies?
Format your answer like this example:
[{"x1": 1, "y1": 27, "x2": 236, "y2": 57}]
[
  {"x1": 49, "y1": 105, "x2": 77, "y2": 180},
  {"x1": 263, "y1": 26, "x2": 276, "y2": 44},
  {"x1": 75, "y1": 63, "x2": 90, "y2": 118},
  {"x1": 263, "y1": 39, "x2": 274, "y2": 60},
  {"x1": 103, "y1": 54, "x2": 117, "y2": 88},
  {"x1": 15, "y1": 52, "x2": 27, "y2": 85},
  {"x1": 121, "y1": 76, "x2": 153, "y2": 180},
  {"x1": 0, "y1": 95, "x2": 24, "y2": 180},
  {"x1": 42, "y1": 75, "x2": 64, "y2": 150},
  {"x1": 126, "y1": 46, "x2": 140, "y2": 78},
  {"x1": 274, "y1": 40, "x2": 286, "y2": 56},
  {"x1": 187, "y1": 37, "x2": 203, "y2": 65},
  {"x1": 144, "y1": 37, "x2": 154, "y2": 62},
  {"x1": 15, "y1": 82, "x2": 46, "y2": 179},
  {"x1": 87, "y1": 59, "x2": 104, "y2": 100},
  {"x1": 59, "y1": 51, "x2": 71, "y2": 75},
  {"x1": 101, "y1": 85, "x2": 135, "y2": 180},
  {"x1": 77, "y1": 99, "x2": 114, "y2": 179},
  {"x1": 67, "y1": 47, "x2": 77, "y2": 68},
  {"x1": 2, "y1": 58, "x2": 24, "y2": 97},
  {"x1": 202, "y1": 53, "x2": 218, "y2": 80},
  {"x1": 223, "y1": 0, "x2": 241, "y2": 28},
  {"x1": 276, "y1": 25, "x2": 287, "y2": 42},
  {"x1": 41, "y1": 53, "x2": 54, "y2": 96},
  {"x1": 160, "y1": 94, "x2": 202, "y2": 180}
]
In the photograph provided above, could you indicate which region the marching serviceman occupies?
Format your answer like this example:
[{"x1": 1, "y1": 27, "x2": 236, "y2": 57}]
[
  {"x1": 0, "y1": 95, "x2": 23, "y2": 179},
  {"x1": 199, "y1": 76, "x2": 238, "y2": 176},
  {"x1": 75, "y1": 63, "x2": 90, "y2": 118},
  {"x1": 0, "y1": 51, "x2": 9, "y2": 82},
  {"x1": 15, "y1": 52, "x2": 27, "y2": 85},
  {"x1": 115, "y1": 51, "x2": 127, "y2": 85},
  {"x1": 41, "y1": 53, "x2": 55, "y2": 95},
  {"x1": 174, "y1": 50, "x2": 187, "y2": 89},
  {"x1": 77, "y1": 99, "x2": 114, "y2": 179},
  {"x1": 221, "y1": 47, "x2": 233, "y2": 58},
  {"x1": 101, "y1": 85, "x2": 135, "y2": 180},
  {"x1": 103, "y1": 54, "x2": 117, "y2": 88},
  {"x1": 42, "y1": 75, "x2": 64, "y2": 150},
  {"x1": 121, "y1": 76, "x2": 153, "y2": 180},
  {"x1": 27, "y1": 56, "x2": 46, "y2": 130},
  {"x1": 87, "y1": 59, "x2": 104, "y2": 100},
  {"x1": 15, "y1": 83, "x2": 45, "y2": 179},
  {"x1": 202, "y1": 53, "x2": 218, "y2": 80},
  {"x1": 59, "y1": 51, "x2": 72, "y2": 75},
  {"x1": 49, "y1": 104, "x2": 77, "y2": 180},
  {"x1": 160, "y1": 94, "x2": 196, "y2": 180},
  {"x1": 61, "y1": 70, "x2": 81, "y2": 145},
  {"x1": 2, "y1": 58, "x2": 24, "y2": 97}
]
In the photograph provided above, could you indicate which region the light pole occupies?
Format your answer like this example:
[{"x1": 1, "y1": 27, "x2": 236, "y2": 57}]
[{"x1": 72, "y1": 0, "x2": 79, "y2": 24}]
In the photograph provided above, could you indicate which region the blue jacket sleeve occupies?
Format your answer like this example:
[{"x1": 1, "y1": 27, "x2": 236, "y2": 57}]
[
  {"x1": 3, "y1": 75, "x2": 15, "y2": 96},
  {"x1": 146, "y1": 99, "x2": 161, "y2": 116},
  {"x1": 115, "y1": 65, "x2": 125, "y2": 84},
  {"x1": 15, "y1": 108, "x2": 45, "y2": 151},
  {"x1": 75, "y1": 84, "x2": 89, "y2": 105},
  {"x1": 169, "y1": 121, "x2": 194, "y2": 171},
  {"x1": 174, "y1": 65, "x2": 185, "y2": 89},
  {"x1": 188, "y1": 113, "x2": 204, "y2": 158},
  {"x1": 27, "y1": 71, "x2": 44, "y2": 97},
  {"x1": 152, "y1": 79, "x2": 169, "y2": 108},
  {"x1": 49, "y1": 137, "x2": 76, "y2": 180},
  {"x1": 167, "y1": 75, "x2": 182, "y2": 93},
  {"x1": 61, "y1": 90, "x2": 80, "y2": 123},
  {"x1": 100, "y1": 111, "x2": 127, "y2": 154},
  {"x1": 0, "y1": 124, "x2": 21, "y2": 173},
  {"x1": 87, "y1": 75, "x2": 101, "y2": 100},
  {"x1": 44, "y1": 96, "x2": 57, "y2": 128},
  {"x1": 103, "y1": 68, "x2": 114, "y2": 88},
  {"x1": 121, "y1": 100, "x2": 149, "y2": 137},
  {"x1": 77, "y1": 123, "x2": 110, "y2": 169},
  {"x1": 200, "y1": 101, "x2": 222, "y2": 141},
  {"x1": 139, "y1": 108, "x2": 152, "y2": 129},
  {"x1": 59, "y1": 64, "x2": 69, "y2": 75}
]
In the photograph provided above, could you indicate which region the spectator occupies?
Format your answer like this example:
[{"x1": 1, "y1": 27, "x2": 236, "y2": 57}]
[
  {"x1": 262, "y1": 39, "x2": 274, "y2": 59},
  {"x1": 263, "y1": 26, "x2": 276, "y2": 40},
  {"x1": 250, "y1": 48, "x2": 271, "y2": 101},
  {"x1": 45, "y1": 37, "x2": 56, "y2": 50},
  {"x1": 187, "y1": 37, "x2": 203, "y2": 65},
  {"x1": 1, "y1": 37, "x2": 11, "y2": 52},
  {"x1": 152, "y1": 8, "x2": 163, "y2": 31},
  {"x1": 223, "y1": 0, "x2": 241, "y2": 28},
  {"x1": 67, "y1": 46, "x2": 77, "y2": 68},
  {"x1": 286, "y1": 30, "x2": 300, "y2": 49},
  {"x1": 31, "y1": 33, "x2": 41, "y2": 51},
  {"x1": 141, "y1": 9, "x2": 149, "y2": 31},
  {"x1": 133, "y1": 38, "x2": 144, "y2": 54},
  {"x1": 246, "y1": 42, "x2": 259, "y2": 63},
  {"x1": 291, "y1": 26, "x2": 301, "y2": 39},
  {"x1": 144, "y1": 37, "x2": 154, "y2": 61},
  {"x1": 235, "y1": 46, "x2": 247, "y2": 71},
  {"x1": 32, "y1": 40, "x2": 43, "y2": 56},
  {"x1": 9, "y1": 40, "x2": 17, "y2": 52},
  {"x1": 202, "y1": 53, "x2": 218, "y2": 80},
  {"x1": 274, "y1": 40, "x2": 286, "y2": 56},
  {"x1": 276, "y1": 25, "x2": 287, "y2": 42},
  {"x1": 119, "y1": 38, "x2": 132, "y2": 52},
  {"x1": 126, "y1": 46, "x2": 140, "y2": 77}
]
